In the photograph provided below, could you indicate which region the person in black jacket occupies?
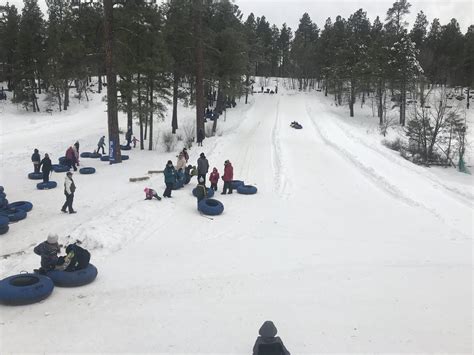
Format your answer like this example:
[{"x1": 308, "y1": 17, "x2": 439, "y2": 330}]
[
  {"x1": 63, "y1": 243, "x2": 91, "y2": 271},
  {"x1": 197, "y1": 128, "x2": 204, "y2": 147},
  {"x1": 39, "y1": 153, "x2": 52, "y2": 183},
  {"x1": 31, "y1": 148, "x2": 41, "y2": 173},
  {"x1": 252, "y1": 321, "x2": 290, "y2": 355}
]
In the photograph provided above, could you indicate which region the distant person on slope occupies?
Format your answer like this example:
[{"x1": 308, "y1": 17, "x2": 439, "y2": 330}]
[
  {"x1": 65, "y1": 146, "x2": 77, "y2": 171},
  {"x1": 163, "y1": 160, "x2": 177, "y2": 198},
  {"x1": 144, "y1": 187, "x2": 162, "y2": 201},
  {"x1": 209, "y1": 167, "x2": 220, "y2": 191},
  {"x1": 197, "y1": 128, "x2": 205, "y2": 147},
  {"x1": 252, "y1": 321, "x2": 291, "y2": 355},
  {"x1": 97, "y1": 136, "x2": 106, "y2": 154},
  {"x1": 221, "y1": 160, "x2": 233, "y2": 195},
  {"x1": 61, "y1": 171, "x2": 76, "y2": 214},
  {"x1": 31, "y1": 148, "x2": 41, "y2": 173},
  {"x1": 39, "y1": 153, "x2": 52, "y2": 183},
  {"x1": 197, "y1": 152, "x2": 209, "y2": 185}
]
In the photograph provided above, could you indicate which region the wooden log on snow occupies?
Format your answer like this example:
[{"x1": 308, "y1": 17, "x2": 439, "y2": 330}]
[
  {"x1": 148, "y1": 170, "x2": 163, "y2": 174},
  {"x1": 129, "y1": 176, "x2": 150, "y2": 182}
]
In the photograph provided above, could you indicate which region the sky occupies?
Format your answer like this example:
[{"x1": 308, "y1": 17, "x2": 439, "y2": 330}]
[{"x1": 5, "y1": 0, "x2": 473, "y2": 33}]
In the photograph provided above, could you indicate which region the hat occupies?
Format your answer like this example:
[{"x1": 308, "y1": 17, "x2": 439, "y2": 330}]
[
  {"x1": 198, "y1": 176, "x2": 204, "y2": 183},
  {"x1": 200, "y1": 153, "x2": 205, "y2": 158},
  {"x1": 183, "y1": 147, "x2": 187, "y2": 151},
  {"x1": 66, "y1": 171, "x2": 73, "y2": 176},
  {"x1": 144, "y1": 187, "x2": 149, "y2": 192},
  {"x1": 224, "y1": 160, "x2": 229, "y2": 164},
  {"x1": 47, "y1": 233, "x2": 58, "y2": 244},
  {"x1": 167, "y1": 160, "x2": 172, "y2": 165}
]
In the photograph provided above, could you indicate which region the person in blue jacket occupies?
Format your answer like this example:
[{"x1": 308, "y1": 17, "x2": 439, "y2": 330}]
[{"x1": 163, "y1": 160, "x2": 176, "y2": 198}]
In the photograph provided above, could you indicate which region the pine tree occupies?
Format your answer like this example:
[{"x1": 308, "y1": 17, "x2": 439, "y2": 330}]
[{"x1": 0, "y1": 4, "x2": 20, "y2": 91}]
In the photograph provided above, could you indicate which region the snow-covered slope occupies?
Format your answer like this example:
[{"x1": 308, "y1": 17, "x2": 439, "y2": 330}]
[{"x1": 0, "y1": 85, "x2": 472, "y2": 353}]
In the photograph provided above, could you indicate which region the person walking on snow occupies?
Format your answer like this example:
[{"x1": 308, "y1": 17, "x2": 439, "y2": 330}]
[
  {"x1": 221, "y1": 160, "x2": 233, "y2": 194},
  {"x1": 144, "y1": 187, "x2": 162, "y2": 201},
  {"x1": 65, "y1": 146, "x2": 77, "y2": 171},
  {"x1": 197, "y1": 152, "x2": 209, "y2": 184},
  {"x1": 31, "y1": 149, "x2": 41, "y2": 173},
  {"x1": 163, "y1": 160, "x2": 177, "y2": 198},
  {"x1": 197, "y1": 128, "x2": 204, "y2": 147},
  {"x1": 97, "y1": 136, "x2": 106, "y2": 154},
  {"x1": 132, "y1": 136, "x2": 139, "y2": 148},
  {"x1": 195, "y1": 176, "x2": 208, "y2": 206},
  {"x1": 252, "y1": 320, "x2": 290, "y2": 355},
  {"x1": 61, "y1": 171, "x2": 76, "y2": 214},
  {"x1": 39, "y1": 153, "x2": 52, "y2": 183},
  {"x1": 209, "y1": 167, "x2": 219, "y2": 191},
  {"x1": 33, "y1": 233, "x2": 61, "y2": 274},
  {"x1": 73, "y1": 141, "x2": 80, "y2": 166}
]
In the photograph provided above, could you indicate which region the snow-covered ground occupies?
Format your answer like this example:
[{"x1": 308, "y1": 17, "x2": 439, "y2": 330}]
[{"x1": 0, "y1": 82, "x2": 472, "y2": 353}]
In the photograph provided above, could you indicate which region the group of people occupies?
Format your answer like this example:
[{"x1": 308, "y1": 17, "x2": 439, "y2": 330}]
[{"x1": 31, "y1": 148, "x2": 52, "y2": 183}]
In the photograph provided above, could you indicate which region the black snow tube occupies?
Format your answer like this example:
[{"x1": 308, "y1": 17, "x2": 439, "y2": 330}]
[
  {"x1": 231, "y1": 180, "x2": 244, "y2": 189},
  {"x1": 192, "y1": 187, "x2": 214, "y2": 198},
  {"x1": 0, "y1": 273, "x2": 54, "y2": 305},
  {"x1": 0, "y1": 215, "x2": 9, "y2": 227},
  {"x1": 198, "y1": 198, "x2": 224, "y2": 216},
  {"x1": 28, "y1": 172, "x2": 43, "y2": 180},
  {"x1": 79, "y1": 167, "x2": 96, "y2": 175},
  {"x1": 0, "y1": 208, "x2": 27, "y2": 222},
  {"x1": 36, "y1": 181, "x2": 58, "y2": 190},
  {"x1": 58, "y1": 156, "x2": 68, "y2": 165},
  {"x1": 0, "y1": 224, "x2": 9, "y2": 235},
  {"x1": 52, "y1": 164, "x2": 69, "y2": 173},
  {"x1": 8, "y1": 201, "x2": 33, "y2": 212},
  {"x1": 89, "y1": 152, "x2": 102, "y2": 158},
  {"x1": 120, "y1": 145, "x2": 131, "y2": 151},
  {"x1": 121, "y1": 155, "x2": 129, "y2": 160},
  {"x1": 172, "y1": 180, "x2": 184, "y2": 190},
  {"x1": 45, "y1": 264, "x2": 98, "y2": 287},
  {"x1": 100, "y1": 156, "x2": 110, "y2": 162},
  {"x1": 237, "y1": 184, "x2": 258, "y2": 195},
  {"x1": 80, "y1": 152, "x2": 92, "y2": 158}
]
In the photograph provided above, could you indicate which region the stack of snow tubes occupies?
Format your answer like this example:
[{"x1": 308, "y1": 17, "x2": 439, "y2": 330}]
[
  {"x1": 230, "y1": 180, "x2": 257, "y2": 195},
  {"x1": 0, "y1": 186, "x2": 34, "y2": 235}
]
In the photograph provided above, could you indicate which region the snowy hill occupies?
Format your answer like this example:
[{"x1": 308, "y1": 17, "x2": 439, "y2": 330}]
[{"x1": 0, "y1": 83, "x2": 472, "y2": 353}]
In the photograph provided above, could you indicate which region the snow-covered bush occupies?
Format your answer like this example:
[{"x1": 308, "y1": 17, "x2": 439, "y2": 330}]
[
  {"x1": 162, "y1": 131, "x2": 176, "y2": 152},
  {"x1": 382, "y1": 137, "x2": 405, "y2": 152}
]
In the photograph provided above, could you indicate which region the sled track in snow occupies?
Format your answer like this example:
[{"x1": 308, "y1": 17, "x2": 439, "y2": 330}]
[{"x1": 271, "y1": 98, "x2": 290, "y2": 198}]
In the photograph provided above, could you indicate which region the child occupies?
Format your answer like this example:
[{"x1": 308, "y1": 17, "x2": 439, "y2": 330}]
[
  {"x1": 144, "y1": 187, "x2": 162, "y2": 201},
  {"x1": 209, "y1": 167, "x2": 219, "y2": 191},
  {"x1": 195, "y1": 176, "x2": 208, "y2": 206},
  {"x1": 132, "y1": 136, "x2": 139, "y2": 148},
  {"x1": 33, "y1": 234, "x2": 61, "y2": 274}
]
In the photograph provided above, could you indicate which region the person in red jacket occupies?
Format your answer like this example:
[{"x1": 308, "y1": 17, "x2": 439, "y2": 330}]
[
  {"x1": 209, "y1": 167, "x2": 220, "y2": 191},
  {"x1": 221, "y1": 160, "x2": 233, "y2": 194}
]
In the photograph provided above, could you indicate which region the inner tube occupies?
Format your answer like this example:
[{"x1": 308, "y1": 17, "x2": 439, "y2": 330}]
[
  {"x1": 0, "y1": 224, "x2": 9, "y2": 235},
  {"x1": 36, "y1": 181, "x2": 58, "y2": 190},
  {"x1": 231, "y1": 180, "x2": 244, "y2": 189},
  {"x1": 121, "y1": 155, "x2": 129, "y2": 160},
  {"x1": 0, "y1": 215, "x2": 9, "y2": 227},
  {"x1": 89, "y1": 152, "x2": 102, "y2": 158},
  {"x1": 52, "y1": 164, "x2": 70, "y2": 173},
  {"x1": 198, "y1": 198, "x2": 224, "y2": 216},
  {"x1": 28, "y1": 172, "x2": 43, "y2": 180},
  {"x1": 79, "y1": 167, "x2": 96, "y2": 175},
  {"x1": 46, "y1": 264, "x2": 98, "y2": 287},
  {"x1": 237, "y1": 184, "x2": 258, "y2": 195},
  {"x1": 120, "y1": 145, "x2": 131, "y2": 151},
  {"x1": 58, "y1": 157, "x2": 68, "y2": 165},
  {"x1": 0, "y1": 273, "x2": 54, "y2": 305},
  {"x1": 7, "y1": 201, "x2": 33, "y2": 212},
  {"x1": 100, "y1": 156, "x2": 110, "y2": 162},
  {"x1": 192, "y1": 187, "x2": 214, "y2": 198},
  {"x1": 0, "y1": 208, "x2": 27, "y2": 222},
  {"x1": 80, "y1": 152, "x2": 92, "y2": 158}
]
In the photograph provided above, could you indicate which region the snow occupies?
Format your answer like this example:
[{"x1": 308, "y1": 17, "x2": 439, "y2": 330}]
[{"x1": 0, "y1": 82, "x2": 472, "y2": 353}]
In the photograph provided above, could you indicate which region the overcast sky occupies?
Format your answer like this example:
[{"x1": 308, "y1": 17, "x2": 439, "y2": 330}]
[{"x1": 6, "y1": 0, "x2": 473, "y2": 33}]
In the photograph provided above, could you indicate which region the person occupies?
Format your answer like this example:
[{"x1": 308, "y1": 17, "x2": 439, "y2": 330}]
[
  {"x1": 39, "y1": 153, "x2": 52, "y2": 183},
  {"x1": 181, "y1": 147, "x2": 189, "y2": 162},
  {"x1": 197, "y1": 152, "x2": 209, "y2": 184},
  {"x1": 61, "y1": 171, "x2": 76, "y2": 214},
  {"x1": 65, "y1": 146, "x2": 77, "y2": 171},
  {"x1": 132, "y1": 136, "x2": 139, "y2": 148},
  {"x1": 144, "y1": 187, "x2": 162, "y2": 201},
  {"x1": 252, "y1": 321, "x2": 290, "y2": 355},
  {"x1": 31, "y1": 149, "x2": 41, "y2": 173},
  {"x1": 184, "y1": 164, "x2": 195, "y2": 184},
  {"x1": 176, "y1": 152, "x2": 187, "y2": 171},
  {"x1": 197, "y1": 128, "x2": 204, "y2": 147},
  {"x1": 33, "y1": 234, "x2": 61, "y2": 273},
  {"x1": 74, "y1": 141, "x2": 80, "y2": 157},
  {"x1": 97, "y1": 136, "x2": 106, "y2": 154},
  {"x1": 73, "y1": 141, "x2": 80, "y2": 167},
  {"x1": 125, "y1": 129, "x2": 132, "y2": 147},
  {"x1": 176, "y1": 168, "x2": 185, "y2": 183},
  {"x1": 60, "y1": 243, "x2": 91, "y2": 272},
  {"x1": 222, "y1": 160, "x2": 233, "y2": 194},
  {"x1": 195, "y1": 176, "x2": 207, "y2": 206},
  {"x1": 209, "y1": 167, "x2": 219, "y2": 191},
  {"x1": 163, "y1": 160, "x2": 176, "y2": 198}
]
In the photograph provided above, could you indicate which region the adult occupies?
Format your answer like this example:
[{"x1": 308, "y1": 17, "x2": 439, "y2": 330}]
[
  {"x1": 39, "y1": 153, "x2": 52, "y2": 183},
  {"x1": 61, "y1": 171, "x2": 76, "y2": 214},
  {"x1": 163, "y1": 160, "x2": 176, "y2": 198},
  {"x1": 97, "y1": 136, "x2": 106, "y2": 154},
  {"x1": 221, "y1": 160, "x2": 233, "y2": 194},
  {"x1": 73, "y1": 141, "x2": 80, "y2": 166},
  {"x1": 31, "y1": 149, "x2": 41, "y2": 173},
  {"x1": 33, "y1": 234, "x2": 60, "y2": 273},
  {"x1": 125, "y1": 129, "x2": 132, "y2": 148},
  {"x1": 197, "y1": 152, "x2": 209, "y2": 184},
  {"x1": 176, "y1": 152, "x2": 187, "y2": 171},
  {"x1": 197, "y1": 128, "x2": 204, "y2": 147},
  {"x1": 65, "y1": 146, "x2": 77, "y2": 171},
  {"x1": 252, "y1": 321, "x2": 291, "y2": 355},
  {"x1": 181, "y1": 147, "x2": 189, "y2": 162}
]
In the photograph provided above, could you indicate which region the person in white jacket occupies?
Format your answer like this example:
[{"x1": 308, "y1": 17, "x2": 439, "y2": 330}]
[{"x1": 61, "y1": 172, "x2": 76, "y2": 214}]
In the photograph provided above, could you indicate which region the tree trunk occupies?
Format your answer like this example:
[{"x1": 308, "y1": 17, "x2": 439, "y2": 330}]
[
  {"x1": 104, "y1": 0, "x2": 122, "y2": 163},
  {"x1": 64, "y1": 80, "x2": 69, "y2": 111},
  {"x1": 377, "y1": 80, "x2": 383, "y2": 124},
  {"x1": 126, "y1": 75, "x2": 133, "y2": 133},
  {"x1": 349, "y1": 80, "x2": 355, "y2": 117},
  {"x1": 193, "y1": 0, "x2": 205, "y2": 140},
  {"x1": 245, "y1": 74, "x2": 249, "y2": 104},
  {"x1": 98, "y1": 73, "x2": 102, "y2": 94},
  {"x1": 172, "y1": 71, "x2": 179, "y2": 133},
  {"x1": 138, "y1": 73, "x2": 144, "y2": 150},
  {"x1": 144, "y1": 83, "x2": 149, "y2": 140},
  {"x1": 57, "y1": 87, "x2": 62, "y2": 112},
  {"x1": 149, "y1": 79, "x2": 154, "y2": 151},
  {"x1": 400, "y1": 80, "x2": 406, "y2": 126}
]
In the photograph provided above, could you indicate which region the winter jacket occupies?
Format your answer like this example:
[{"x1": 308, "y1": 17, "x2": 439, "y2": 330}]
[
  {"x1": 163, "y1": 165, "x2": 177, "y2": 184},
  {"x1": 40, "y1": 157, "x2": 52, "y2": 173},
  {"x1": 98, "y1": 137, "x2": 105, "y2": 147},
  {"x1": 223, "y1": 163, "x2": 233, "y2": 182},
  {"x1": 197, "y1": 156, "x2": 209, "y2": 175},
  {"x1": 72, "y1": 145, "x2": 79, "y2": 162},
  {"x1": 64, "y1": 243, "x2": 90, "y2": 271},
  {"x1": 252, "y1": 321, "x2": 290, "y2": 355},
  {"x1": 66, "y1": 147, "x2": 75, "y2": 161},
  {"x1": 195, "y1": 184, "x2": 207, "y2": 201},
  {"x1": 34, "y1": 241, "x2": 60, "y2": 270},
  {"x1": 31, "y1": 152, "x2": 40, "y2": 163},
  {"x1": 145, "y1": 188, "x2": 156, "y2": 199},
  {"x1": 176, "y1": 154, "x2": 187, "y2": 171},
  {"x1": 209, "y1": 169, "x2": 219, "y2": 184},
  {"x1": 64, "y1": 176, "x2": 76, "y2": 195},
  {"x1": 197, "y1": 129, "x2": 204, "y2": 143},
  {"x1": 182, "y1": 150, "x2": 189, "y2": 162}
]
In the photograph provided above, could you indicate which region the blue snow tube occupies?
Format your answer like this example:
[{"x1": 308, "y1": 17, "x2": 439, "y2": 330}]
[
  {"x1": 8, "y1": 201, "x2": 33, "y2": 212},
  {"x1": 121, "y1": 155, "x2": 129, "y2": 160},
  {"x1": 0, "y1": 273, "x2": 54, "y2": 305},
  {"x1": 237, "y1": 184, "x2": 258, "y2": 195},
  {"x1": 45, "y1": 264, "x2": 98, "y2": 287},
  {"x1": 36, "y1": 181, "x2": 57, "y2": 190},
  {"x1": 28, "y1": 172, "x2": 43, "y2": 180},
  {"x1": 80, "y1": 152, "x2": 92, "y2": 158},
  {"x1": 52, "y1": 164, "x2": 69, "y2": 173},
  {"x1": 0, "y1": 186, "x2": 3, "y2": 193},
  {"x1": 172, "y1": 179, "x2": 184, "y2": 190},
  {"x1": 79, "y1": 167, "x2": 96, "y2": 175},
  {"x1": 100, "y1": 156, "x2": 110, "y2": 162},
  {"x1": 89, "y1": 152, "x2": 102, "y2": 158},
  {"x1": 0, "y1": 192, "x2": 5, "y2": 199},
  {"x1": 0, "y1": 224, "x2": 9, "y2": 235},
  {"x1": 0, "y1": 198, "x2": 8, "y2": 210},
  {"x1": 0, "y1": 215, "x2": 9, "y2": 227},
  {"x1": 120, "y1": 145, "x2": 131, "y2": 151},
  {"x1": 198, "y1": 198, "x2": 224, "y2": 216},
  {"x1": 58, "y1": 156, "x2": 68, "y2": 165},
  {"x1": 0, "y1": 208, "x2": 27, "y2": 222},
  {"x1": 231, "y1": 180, "x2": 244, "y2": 189},
  {"x1": 192, "y1": 187, "x2": 214, "y2": 198}
]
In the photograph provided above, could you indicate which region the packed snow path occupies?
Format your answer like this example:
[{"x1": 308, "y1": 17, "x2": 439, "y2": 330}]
[{"x1": 0, "y1": 88, "x2": 472, "y2": 353}]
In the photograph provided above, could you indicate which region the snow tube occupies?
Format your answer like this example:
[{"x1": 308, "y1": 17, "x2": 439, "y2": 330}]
[
  {"x1": 58, "y1": 156, "x2": 68, "y2": 165},
  {"x1": 89, "y1": 152, "x2": 102, "y2": 158},
  {"x1": 0, "y1": 199, "x2": 8, "y2": 209},
  {"x1": 237, "y1": 184, "x2": 258, "y2": 195},
  {"x1": 120, "y1": 145, "x2": 131, "y2": 151},
  {"x1": 172, "y1": 180, "x2": 184, "y2": 190},
  {"x1": 79, "y1": 167, "x2": 96, "y2": 175},
  {"x1": 0, "y1": 208, "x2": 27, "y2": 222},
  {"x1": 0, "y1": 192, "x2": 5, "y2": 199},
  {"x1": 45, "y1": 264, "x2": 98, "y2": 287},
  {"x1": 0, "y1": 215, "x2": 9, "y2": 227},
  {"x1": 198, "y1": 198, "x2": 224, "y2": 216},
  {"x1": 80, "y1": 152, "x2": 92, "y2": 158},
  {"x1": 28, "y1": 172, "x2": 43, "y2": 180},
  {"x1": 0, "y1": 186, "x2": 3, "y2": 193},
  {"x1": 121, "y1": 155, "x2": 129, "y2": 160},
  {"x1": 100, "y1": 156, "x2": 110, "y2": 162},
  {"x1": 0, "y1": 273, "x2": 54, "y2": 305},
  {"x1": 0, "y1": 224, "x2": 9, "y2": 235},
  {"x1": 36, "y1": 181, "x2": 57, "y2": 190},
  {"x1": 8, "y1": 201, "x2": 33, "y2": 212},
  {"x1": 231, "y1": 180, "x2": 244, "y2": 189},
  {"x1": 192, "y1": 187, "x2": 214, "y2": 198},
  {"x1": 52, "y1": 164, "x2": 69, "y2": 173}
]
